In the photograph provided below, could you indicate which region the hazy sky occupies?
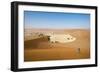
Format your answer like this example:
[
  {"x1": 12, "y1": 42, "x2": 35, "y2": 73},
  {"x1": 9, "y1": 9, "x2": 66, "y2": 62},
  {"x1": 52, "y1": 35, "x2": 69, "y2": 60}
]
[{"x1": 24, "y1": 11, "x2": 90, "y2": 29}]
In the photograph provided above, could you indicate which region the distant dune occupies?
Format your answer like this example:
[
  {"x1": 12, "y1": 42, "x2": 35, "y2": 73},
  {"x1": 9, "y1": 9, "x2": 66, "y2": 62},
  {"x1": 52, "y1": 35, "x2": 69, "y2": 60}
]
[{"x1": 24, "y1": 28, "x2": 90, "y2": 62}]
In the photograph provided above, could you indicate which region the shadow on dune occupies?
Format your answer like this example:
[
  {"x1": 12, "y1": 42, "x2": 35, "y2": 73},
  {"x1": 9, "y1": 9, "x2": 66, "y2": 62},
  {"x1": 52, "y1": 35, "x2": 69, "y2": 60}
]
[{"x1": 24, "y1": 36, "x2": 49, "y2": 49}]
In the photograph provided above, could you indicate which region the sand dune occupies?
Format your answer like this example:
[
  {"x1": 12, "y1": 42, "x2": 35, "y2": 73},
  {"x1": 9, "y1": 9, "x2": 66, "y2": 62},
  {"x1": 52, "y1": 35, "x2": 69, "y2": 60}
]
[{"x1": 24, "y1": 29, "x2": 90, "y2": 62}]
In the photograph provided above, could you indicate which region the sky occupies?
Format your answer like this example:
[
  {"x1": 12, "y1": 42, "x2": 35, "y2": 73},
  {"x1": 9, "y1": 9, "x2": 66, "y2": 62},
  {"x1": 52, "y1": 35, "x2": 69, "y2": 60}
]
[{"x1": 24, "y1": 11, "x2": 90, "y2": 29}]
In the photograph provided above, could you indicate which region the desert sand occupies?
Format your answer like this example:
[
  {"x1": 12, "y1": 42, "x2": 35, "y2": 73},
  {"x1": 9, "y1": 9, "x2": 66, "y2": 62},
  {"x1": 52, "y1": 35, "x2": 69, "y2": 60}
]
[{"x1": 24, "y1": 29, "x2": 90, "y2": 61}]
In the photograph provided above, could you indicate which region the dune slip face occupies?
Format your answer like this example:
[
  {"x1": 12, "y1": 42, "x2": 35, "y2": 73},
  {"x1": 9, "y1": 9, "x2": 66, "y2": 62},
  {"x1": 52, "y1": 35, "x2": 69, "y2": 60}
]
[{"x1": 24, "y1": 29, "x2": 90, "y2": 61}]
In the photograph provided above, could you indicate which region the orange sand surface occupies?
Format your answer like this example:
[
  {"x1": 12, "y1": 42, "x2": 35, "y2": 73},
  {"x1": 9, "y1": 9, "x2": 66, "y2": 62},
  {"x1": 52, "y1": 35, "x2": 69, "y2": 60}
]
[{"x1": 24, "y1": 29, "x2": 90, "y2": 61}]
